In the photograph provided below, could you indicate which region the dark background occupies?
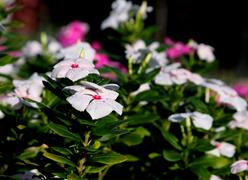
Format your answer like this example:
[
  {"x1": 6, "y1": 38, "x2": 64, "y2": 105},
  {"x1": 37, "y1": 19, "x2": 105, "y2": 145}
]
[{"x1": 16, "y1": 0, "x2": 248, "y2": 74}]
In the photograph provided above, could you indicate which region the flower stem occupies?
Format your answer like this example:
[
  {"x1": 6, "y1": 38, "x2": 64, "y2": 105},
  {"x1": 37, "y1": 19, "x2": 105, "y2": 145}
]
[
  {"x1": 138, "y1": 53, "x2": 152, "y2": 74},
  {"x1": 128, "y1": 57, "x2": 133, "y2": 75},
  {"x1": 205, "y1": 88, "x2": 210, "y2": 103}
]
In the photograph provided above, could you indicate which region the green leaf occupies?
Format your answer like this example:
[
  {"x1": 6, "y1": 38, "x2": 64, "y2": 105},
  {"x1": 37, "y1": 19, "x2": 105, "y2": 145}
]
[
  {"x1": 120, "y1": 127, "x2": 150, "y2": 146},
  {"x1": 0, "y1": 55, "x2": 16, "y2": 66},
  {"x1": 48, "y1": 123, "x2": 81, "y2": 142},
  {"x1": 126, "y1": 113, "x2": 159, "y2": 126},
  {"x1": 192, "y1": 139, "x2": 214, "y2": 152},
  {"x1": 189, "y1": 156, "x2": 230, "y2": 169},
  {"x1": 51, "y1": 147, "x2": 73, "y2": 156},
  {"x1": 158, "y1": 126, "x2": 182, "y2": 150},
  {"x1": 136, "y1": 68, "x2": 160, "y2": 83},
  {"x1": 17, "y1": 147, "x2": 40, "y2": 160},
  {"x1": 43, "y1": 152, "x2": 76, "y2": 167},
  {"x1": 148, "y1": 152, "x2": 161, "y2": 159},
  {"x1": 134, "y1": 90, "x2": 161, "y2": 102},
  {"x1": 163, "y1": 150, "x2": 181, "y2": 162},
  {"x1": 91, "y1": 151, "x2": 127, "y2": 165},
  {"x1": 190, "y1": 166, "x2": 211, "y2": 180},
  {"x1": 86, "y1": 166, "x2": 107, "y2": 173}
]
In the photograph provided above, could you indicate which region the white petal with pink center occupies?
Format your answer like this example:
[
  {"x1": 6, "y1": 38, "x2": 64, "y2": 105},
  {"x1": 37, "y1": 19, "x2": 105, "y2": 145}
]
[
  {"x1": 51, "y1": 58, "x2": 99, "y2": 81},
  {"x1": 207, "y1": 141, "x2": 236, "y2": 158},
  {"x1": 65, "y1": 81, "x2": 123, "y2": 119},
  {"x1": 231, "y1": 160, "x2": 248, "y2": 174}
]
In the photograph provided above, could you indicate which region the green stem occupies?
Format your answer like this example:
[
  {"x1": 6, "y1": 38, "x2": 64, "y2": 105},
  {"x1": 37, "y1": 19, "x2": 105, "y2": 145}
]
[
  {"x1": 138, "y1": 53, "x2": 152, "y2": 74},
  {"x1": 205, "y1": 88, "x2": 210, "y2": 103},
  {"x1": 98, "y1": 165, "x2": 111, "y2": 180},
  {"x1": 128, "y1": 57, "x2": 133, "y2": 75}
]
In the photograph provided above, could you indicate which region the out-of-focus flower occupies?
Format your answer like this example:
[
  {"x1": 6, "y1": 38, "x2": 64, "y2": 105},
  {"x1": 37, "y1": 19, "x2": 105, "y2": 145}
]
[
  {"x1": 202, "y1": 79, "x2": 247, "y2": 112},
  {"x1": 155, "y1": 63, "x2": 204, "y2": 86},
  {"x1": 165, "y1": 38, "x2": 192, "y2": 59},
  {"x1": 125, "y1": 40, "x2": 168, "y2": 68},
  {"x1": 101, "y1": 0, "x2": 132, "y2": 30},
  {"x1": 231, "y1": 160, "x2": 248, "y2": 174},
  {"x1": 0, "y1": 63, "x2": 15, "y2": 75},
  {"x1": 65, "y1": 81, "x2": 123, "y2": 119},
  {"x1": 233, "y1": 83, "x2": 248, "y2": 98},
  {"x1": 13, "y1": 169, "x2": 43, "y2": 180},
  {"x1": 0, "y1": 93, "x2": 22, "y2": 109},
  {"x1": 168, "y1": 111, "x2": 213, "y2": 130},
  {"x1": 51, "y1": 58, "x2": 99, "y2": 82},
  {"x1": 207, "y1": 141, "x2": 236, "y2": 158},
  {"x1": 22, "y1": 41, "x2": 42, "y2": 57},
  {"x1": 0, "y1": 110, "x2": 4, "y2": 119},
  {"x1": 57, "y1": 42, "x2": 95, "y2": 61},
  {"x1": 197, "y1": 44, "x2": 215, "y2": 62},
  {"x1": 188, "y1": 40, "x2": 215, "y2": 62},
  {"x1": 101, "y1": 0, "x2": 152, "y2": 30},
  {"x1": 210, "y1": 175, "x2": 222, "y2": 180},
  {"x1": 13, "y1": 73, "x2": 44, "y2": 103},
  {"x1": 48, "y1": 40, "x2": 62, "y2": 54},
  {"x1": 228, "y1": 111, "x2": 248, "y2": 130},
  {"x1": 58, "y1": 21, "x2": 89, "y2": 47},
  {"x1": 131, "y1": 83, "x2": 150, "y2": 96}
]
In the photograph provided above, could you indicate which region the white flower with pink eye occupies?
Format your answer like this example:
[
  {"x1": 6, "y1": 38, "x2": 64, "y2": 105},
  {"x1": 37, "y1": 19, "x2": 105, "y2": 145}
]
[
  {"x1": 231, "y1": 160, "x2": 248, "y2": 174},
  {"x1": 22, "y1": 41, "x2": 42, "y2": 57},
  {"x1": 51, "y1": 58, "x2": 99, "y2": 82},
  {"x1": 13, "y1": 73, "x2": 44, "y2": 104},
  {"x1": 0, "y1": 110, "x2": 4, "y2": 119},
  {"x1": 207, "y1": 141, "x2": 236, "y2": 158},
  {"x1": 228, "y1": 111, "x2": 248, "y2": 130},
  {"x1": 57, "y1": 42, "x2": 95, "y2": 61},
  {"x1": 65, "y1": 81, "x2": 123, "y2": 119},
  {"x1": 197, "y1": 43, "x2": 215, "y2": 62},
  {"x1": 210, "y1": 175, "x2": 222, "y2": 180},
  {"x1": 168, "y1": 111, "x2": 213, "y2": 130}
]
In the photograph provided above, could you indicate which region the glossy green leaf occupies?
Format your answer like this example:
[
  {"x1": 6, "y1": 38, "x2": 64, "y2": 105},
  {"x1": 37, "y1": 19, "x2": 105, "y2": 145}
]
[
  {"x1": 91, "y1": 151, "x2": 127, "y2": 165},
  {"x1": 43, "y1": 152, "x2": 76, "y2": 167},
  {"x1": 48, "y1": 123, "x2": 81, "y2": 142},
  {"x1": 163, "y1": 150, "x2": 181, "y2": 162}
]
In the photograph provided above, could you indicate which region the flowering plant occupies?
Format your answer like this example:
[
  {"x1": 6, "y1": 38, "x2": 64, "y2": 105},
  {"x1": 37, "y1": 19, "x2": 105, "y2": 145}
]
[{"x1": 1, "y1": 0, "x2": 248, "y2": 180}]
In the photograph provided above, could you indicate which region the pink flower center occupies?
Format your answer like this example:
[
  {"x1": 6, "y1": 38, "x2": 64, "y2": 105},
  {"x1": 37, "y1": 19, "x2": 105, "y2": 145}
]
[
  {"x1": 71, "y1": 63, "x2": 79, "y2": 68},
  {"x1": 215, "y1": 143, "x2": 221, "y2": 148},
  {"x1": 92, "y1": 95, "x2": 102, "y2": 100}
]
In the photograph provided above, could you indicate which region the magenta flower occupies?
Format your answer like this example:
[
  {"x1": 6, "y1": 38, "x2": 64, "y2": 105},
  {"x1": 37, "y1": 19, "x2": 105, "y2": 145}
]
[
  {"x1": 166, "y1": 42, "x2": 192, "y2": 59},
  {"x1": 58, "y1": 21, "x2": 89, "y2": 47},
  {"x1": 234, "y1": 83, "x2": 248, "y2": 98}
]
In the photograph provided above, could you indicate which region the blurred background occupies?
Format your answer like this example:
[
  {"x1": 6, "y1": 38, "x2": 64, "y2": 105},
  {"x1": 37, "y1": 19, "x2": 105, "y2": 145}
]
[{"x1": 13, "y1": 0, "x2": 248, "y2": 80}]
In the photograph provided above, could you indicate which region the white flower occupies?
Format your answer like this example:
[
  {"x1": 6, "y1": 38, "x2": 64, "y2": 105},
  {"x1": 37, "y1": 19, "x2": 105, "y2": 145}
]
[
  {"x1": 125, "y1": 40, "x2": 168, "y2": 67},
  {"x1": 65, "y1": 81, "x2": 123, "y2": 119},
  {"x1": 191, "y1": 112, "x2": 213, "y2": 130},
  {"x1": 155, "y1": 64, "x2": 204, "y2": 86},
  {"x1": 22, "y1": 41, "x2": 42, "y2": 57},
  {"x1": 168, "y1": 112, "x2": 192, "y2": 122},
  {"x1": 0, "y1": 110, "x2": 4, "y2": 119},
  {"x1": 0, "y1": 93, "x2": 22, "y2": 109},
  {"x1": 13, "y1": 73, "x2": 44, "y2": 103},
  {"x1": 168, "y1": 111, "x2": 213, "y2": 130},
  {"x1": 228, "y1": 111, "x2": 248, "y2": 130},
  {"x1": 0, "y1": 63, "x2": 15, "y2": 76},
  {"x1": 202, "y1": 79, "x2": 247, "y2": 111},
  {"x1": 207, "y1": 141, "x2": 236, "y2": 158},
  {"x1": 131, "y1": 83, "x2": 150, "y2": 96},
  {"x1": 231, "y1": 160, "x2": 248, "y2": 174},
  {"x1": 197, "y1": 44, "x2": 215, "y2": 62},
  {"x1": 57, "y1": 42, "x2": 95, "y2": 61},
  {"x1": 101, "y1": 0, "x2": 132, "y2": 29},
  {"x1": 51, "y1": 58, "x2": 99, "y2": 82},
  {"x1": 48, "y1": 40, "x2": 62, "y2": 54},
  {"x1": 210, "y1": 175, "x2": 222, "y2": 180},
  {"x1": 13, "y1": 169, "x2": 42, "y2": 180}
]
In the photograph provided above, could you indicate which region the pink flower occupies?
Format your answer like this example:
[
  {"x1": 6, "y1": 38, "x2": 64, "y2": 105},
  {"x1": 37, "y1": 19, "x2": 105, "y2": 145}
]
[
  {"x1": 91, "y1": 41, "x2": 102, "y2": 51},
  {"x1": 165, "y1": 38, "x2": 193, "y2": 59},
  {"x1": 231, "y1": 160, "x2": 248, "y2": 174},
  {"x1": 234, "y1": 83, "x2": 248, "y2": 98},
  {"x1": 58, "y1": 21, "x2": 89, "y2": 47}
]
